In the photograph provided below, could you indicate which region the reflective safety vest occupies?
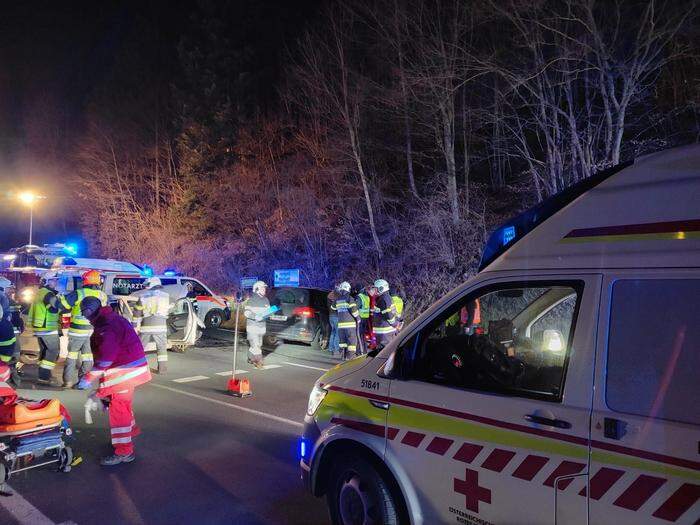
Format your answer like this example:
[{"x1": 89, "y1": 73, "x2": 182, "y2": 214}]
[
  {"x1": 391, "y1": 295, "x2": 404, "y2": 318},
  {"x1": 335, "y1": 292, "x2": 359, "y2": 329},
  {"x1": 357, "y1": 293, "x2": 370, "y2": 319},
  {"x1": 92, "y1": 356, "x2": 152, "y2": 398},
  {"x1": 61, "y1": 288, "x2": 108, "y2": 336},
  {"x1": 372, "y1": 291, "x2": 398, "y2": 339},
  {"x1": 0, "y1": 318, "x2": 15, "y2": 362},
  {"x1": 29, "y1": 287, "x2": 60, "y2": 336},
  {"x1": 133, "y1": 288, "x2": 170, "y2": 334}
]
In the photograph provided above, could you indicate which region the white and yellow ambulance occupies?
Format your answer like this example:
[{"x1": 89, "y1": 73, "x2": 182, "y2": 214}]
[{"x1": 300, "y1": 144, "x2": 700, "y2": 525}]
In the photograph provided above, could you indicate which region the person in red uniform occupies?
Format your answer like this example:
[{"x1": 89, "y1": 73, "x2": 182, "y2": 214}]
[{"x1": 77, "y1": 296, "x2": 152, "y2": 466}]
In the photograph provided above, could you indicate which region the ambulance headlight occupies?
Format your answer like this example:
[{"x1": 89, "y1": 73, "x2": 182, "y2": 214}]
[{"x1": 307, "y1": 385, "x2": 327, "y2": 416}]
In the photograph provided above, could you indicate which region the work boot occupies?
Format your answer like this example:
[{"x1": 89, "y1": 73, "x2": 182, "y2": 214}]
[
  {"x1": 156, "y1": 362, "x2": 168, "y2": 375},
  {"x1": 63, "y1": 381, "x2": 76, "y2": 389},
  {"x1": 100, "y1": 453, "x2": 135, "y2": 466}
]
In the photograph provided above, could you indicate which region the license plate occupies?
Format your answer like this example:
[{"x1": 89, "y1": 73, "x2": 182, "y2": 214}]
[{"x1": 269, "y1": 315, "x2": 287, "y2": 321}]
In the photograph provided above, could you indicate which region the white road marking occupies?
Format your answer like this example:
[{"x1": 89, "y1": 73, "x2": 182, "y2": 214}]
[
  {"x1": 281, "y1": 361, "x2": 329, "y2": 372},
  {"x1": 150, "y1": 383, "x2": 303, "y2": 429},
  {"x1": 0, "y1": 484, "x2": 61, "y2": 524},
  {"x1": 261, "y1": 364, "x2": 282, "y2": 370},
  {"x1": 172, "y1": 375, "x2": 209, "y2": 383},
  {"x1": 215, "y1": 370, "x2": 248, "y2": 376}
]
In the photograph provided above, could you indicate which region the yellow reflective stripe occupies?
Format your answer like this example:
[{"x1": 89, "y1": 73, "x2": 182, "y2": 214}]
[
  {"x1": 591, "y1": 450, "x2": 700, "y2": 482},
  {"x1": 39, "y1": 360, "x2": 56, "y2": 369},
  {"x1": 338, "y1": 322, "x2": 357, "y2": 328},
  {"x1": 81, "y1": 354, "x2": 94, "y2": 361},
  {"x1": 374, "y1": 326, "x2": 396, "y2": 333},
  {"x1": 67, "y1": 352, "x2": 79, "y2": 359},
  {"x1": 0, "y1": 355, "x2": 12, "y2": 362},
  {"x1": 0, "y1": 338, "x2": 16, "y2": 346}
]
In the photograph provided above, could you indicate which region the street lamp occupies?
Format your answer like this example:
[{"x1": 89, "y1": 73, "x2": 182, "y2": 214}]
[{"x1": 17, "y1": 191, "x2": 45, "y2": 246}]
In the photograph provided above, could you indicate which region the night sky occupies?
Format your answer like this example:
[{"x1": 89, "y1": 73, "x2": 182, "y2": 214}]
[{"x1": 0, "y1": 0, "x2": 321, "y2": 250}]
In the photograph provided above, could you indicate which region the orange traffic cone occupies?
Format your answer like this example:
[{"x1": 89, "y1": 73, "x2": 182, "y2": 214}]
[{"x1": 227, "y1": 376, "x2": 252, "y2": 397}]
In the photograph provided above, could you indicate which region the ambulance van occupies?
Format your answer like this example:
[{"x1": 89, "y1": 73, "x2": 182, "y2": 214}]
[{"x1": 300, "y1": 144, "x2": 700, "y2": 525}]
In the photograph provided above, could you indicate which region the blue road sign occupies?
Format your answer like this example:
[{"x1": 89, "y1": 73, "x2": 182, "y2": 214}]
[{"x1": 273, "y1": 269, "x2": 300, "y2": 287}]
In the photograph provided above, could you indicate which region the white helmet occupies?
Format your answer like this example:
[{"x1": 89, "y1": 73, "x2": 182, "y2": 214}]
[
  {"x1": 252, "y1": 280, "x2": 267, "y2": 294},
  {"x1": 145, "y1": 277, "x2": 162, "y2": 288},
  {"x1": 41, "y1": 271, "x2": 59, "y2": 285},
  {"x1": 0, "y1": 277, "x2": 11, "y2": 290},
  {"x1": 374, "y1": 279, "x2": 389, "y2": 294},
  {"x1": 337, "y1": 281, "x2": 351, "y2": 293}
]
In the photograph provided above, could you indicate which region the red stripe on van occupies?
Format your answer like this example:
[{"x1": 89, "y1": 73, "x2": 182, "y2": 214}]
[
  {"x1": 328, "y1": 386, "x2": 700, "y2": 472},
  {"x1": 543, "y1": 461, "x2": 586, "y2": 490},
  {"x1": 580, "y1": 467, "x2": 625, "y2": 499},
  {"x1": 453, "y1": 443, "x2": 483, "y2": 464},
  {"x1": 512, "y1": 455, "x2": 550, "y2": 481},
  {"x1": 426, "y1": 437, "x2": 454, "y2": 456},
  {"x1": 481, "y1": 449, "x2": 516, "y2": 472},
  {"x1": 565, "y1": 219, "x2": 700, "y2": 238},
  {"x1": 614, "y1": 475, "x2": 666, "y2": 511},
  {"x1": 401, "y1": 431, "x2": 426, "y2": 447},
  {"x1": 330, "y1": 417, "x2": 398, "y2": 440},
  {"x1": 652, "y1": 483, "x2": 700, "y2": 522}
]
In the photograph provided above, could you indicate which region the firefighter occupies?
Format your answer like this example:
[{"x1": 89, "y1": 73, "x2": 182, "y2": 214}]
[
  {"x1": 60, "y1": 270, "x2": 108, "y2": 387},
  {"x1": 132, "y1": 277, "x2": 170, "y2": 375},
  {"x1": 0, "y1": 300, "x2": 17, "y2": 385},
  {"x1": 0, "y1": 278, "x2": 22, "y2": 387},
  {"x1": 29, "y1": 272, "x2": 62, "y2": 386},
  {"x1": 77, "y1": 296, "x2": 152, "y2": 466},
  {"x1": 355, "y1": 285, "x2": 371, "y2": 354},
  {"x1": 244, "y1": 281, "x2": 270, "y2": 369},
  {"x1": 371, "y1": 279, "x2": 399, "y2": 348},
  {"x1": 335, "y1": 281, "x2": 360, "y2": 360}
]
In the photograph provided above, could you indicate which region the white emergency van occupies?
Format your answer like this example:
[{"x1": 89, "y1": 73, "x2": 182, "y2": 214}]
[{"x1": 300, "y1": 144, "x2": 700, "y2": 525}]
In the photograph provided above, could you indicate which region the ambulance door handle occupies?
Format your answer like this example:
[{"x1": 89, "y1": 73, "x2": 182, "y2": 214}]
[
  {"x1": 369, "y1": 399, "x2": 390, "y2": 410},
  {"x1": 525, "y1": 414, "x2": 571, "y2": 429}
]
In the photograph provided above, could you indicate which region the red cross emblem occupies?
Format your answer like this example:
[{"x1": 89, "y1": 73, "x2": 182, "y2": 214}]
[{"x1": 454, "y1": 468, "x2": 492, "y2": 513}]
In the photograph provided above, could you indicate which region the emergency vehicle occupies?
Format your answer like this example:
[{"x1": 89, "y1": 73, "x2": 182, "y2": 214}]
[{"x1": 300, "y1": 144, "x2": 700, "y2": 525}]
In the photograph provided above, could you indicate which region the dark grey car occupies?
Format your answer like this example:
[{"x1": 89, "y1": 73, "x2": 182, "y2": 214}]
[{"x1": 265, "y1": 287, "x2": 329, "y2": 346}]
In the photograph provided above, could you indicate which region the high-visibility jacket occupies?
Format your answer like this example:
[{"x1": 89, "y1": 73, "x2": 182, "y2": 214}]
[
  {"x1": 133, "y1": 287, "x2": 170, "y2": 334},
  {"x1": 29, "y1": 287, "x2": 60, "y2": 336},
  {"x1": 60, "y1": 287, "x2": 108, "y2": 336},
  {"x1": 335, "y1": 292, "x2": 359, "y2": 329},
  {"x1": 85, "y1": 306, "x2": 151, "y2": 398},
  {"x1": 391, "y1": 295, "x2": 404, "y2": 318},
  {"x1": 357, "y1": 293, "x2": 370, "y2": 319},
  {"x1": 0, "y1": 316, "x2": 15, "y2": 363},
  {"x1": 372, "y1": 291, "x2": 398, "y2": 337}
]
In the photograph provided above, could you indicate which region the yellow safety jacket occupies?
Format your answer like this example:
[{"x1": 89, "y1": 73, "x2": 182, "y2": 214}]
[
  {"x1": 28, "y1": 287, "x2": 60, "y2": 336},
  {"x1": 391, "y1": 295, "x2": 404, "y2": 318},
  {"x1": 60, "y1": 287, "x2": 108, "y2": 336},
  {"x1": 357, "y1": 293, "x2": 370, "y2": 319}
]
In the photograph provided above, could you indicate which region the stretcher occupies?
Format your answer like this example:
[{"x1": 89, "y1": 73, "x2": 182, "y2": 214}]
[{"x1": 0, "y1": 398, "x2": 73, "y2": 489}]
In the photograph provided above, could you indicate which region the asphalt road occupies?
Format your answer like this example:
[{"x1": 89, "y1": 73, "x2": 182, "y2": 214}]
[{"x1": 0, "y1": 331, "x2": 341, "y2": 525}]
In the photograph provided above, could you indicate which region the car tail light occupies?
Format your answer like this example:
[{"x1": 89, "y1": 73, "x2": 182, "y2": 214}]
[{"x1": 293, "y1": 306, "x2": 315, "y2": 318}]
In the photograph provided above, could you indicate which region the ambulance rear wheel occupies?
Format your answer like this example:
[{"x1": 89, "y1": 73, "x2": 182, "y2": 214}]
[{"x1": 327, "y1": 454, "x2": 400, "y2": 525}]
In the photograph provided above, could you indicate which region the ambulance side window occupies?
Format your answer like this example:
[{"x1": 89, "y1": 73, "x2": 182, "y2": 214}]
[
  {"x1": 606, "y1": 279, "x2": 700, "y2": 425},
  {"x1": 182, "y1": 279, "x2": 207, "y2": 297},
  {"x1": 407, "y1": 282, "x2": 582, "y2": 401}
]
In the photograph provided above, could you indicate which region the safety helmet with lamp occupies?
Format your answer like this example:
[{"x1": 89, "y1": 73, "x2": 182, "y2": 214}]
[
  {"x1": 252, "y1": 281, "x2": 267, "y2": 294},
  {"x1": 337, "y1": 281, "x2": 351, "y2": 293},
  {"x1": 374, "y1": 279, "x2": 390, "y2": 294},
  {"x1": 82, "y1": 269, "x2": 102, "y2": 286},
  {"x1": 144, "y1": 277, "x2": 162, "y2": 288}
]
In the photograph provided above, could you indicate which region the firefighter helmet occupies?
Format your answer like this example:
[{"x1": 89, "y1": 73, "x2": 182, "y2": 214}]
[
  {"x1": 82, "y1": 270, "x2": 102, "y2": 286},
  {"x1": 374, "y1": 279, "x2": 389, "y2": 294},
  {"x1": 337, "y1": 281, "x2": 351, "y2": 293},
  {"x1": 252, "y1": 280, "x2": 267, "y2": 294},
  {"x1": 0, "y1": 277, "x2": 11, "y2": 290}
]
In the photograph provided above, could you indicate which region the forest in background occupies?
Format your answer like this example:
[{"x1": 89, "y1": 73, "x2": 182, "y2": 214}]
[{"x1": 70, "y1": 0, "x2": 699, "y2": 318}]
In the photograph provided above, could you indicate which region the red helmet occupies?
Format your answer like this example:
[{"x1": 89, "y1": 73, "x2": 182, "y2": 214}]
[{"x1": 82, "y1": 270, "x2": 101, "y2": 286}]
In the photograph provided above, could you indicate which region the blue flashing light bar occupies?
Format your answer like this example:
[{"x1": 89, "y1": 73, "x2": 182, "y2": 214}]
[
  {"x1": 163, "y1": 269, "x2": 177, "y2": 277},
  {"x1": 63, "y1": 243, "x2": 78, "y2": 256},
  {"x1": 142, "y1": 265, "x2": 154, "y2": 277},
  {"x1": 479, "y1": 161, "x2": 631, "y2": 271}
]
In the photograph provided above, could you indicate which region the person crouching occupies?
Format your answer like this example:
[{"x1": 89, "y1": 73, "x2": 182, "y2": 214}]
[{"x1": 77, "y1": 297, "x2": 152, "y2": 466}]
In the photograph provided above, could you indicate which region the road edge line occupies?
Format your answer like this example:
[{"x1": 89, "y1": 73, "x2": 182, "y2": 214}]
[{"x1": 149, "y1": 383, "x2": 303, "y2": 429}]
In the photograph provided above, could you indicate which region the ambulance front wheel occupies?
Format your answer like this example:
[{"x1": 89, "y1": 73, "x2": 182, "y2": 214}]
[{"x1": 327, "y1": 454, "x2": 401, "y2": 525}]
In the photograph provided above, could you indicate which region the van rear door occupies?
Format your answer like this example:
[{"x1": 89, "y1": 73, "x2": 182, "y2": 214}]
[
  {"x1": 589, "y1": 272, "x2": 700, "y2": 524},
  {"x1": 384, "y1": 274, "x2": 601, "y2": 524}
]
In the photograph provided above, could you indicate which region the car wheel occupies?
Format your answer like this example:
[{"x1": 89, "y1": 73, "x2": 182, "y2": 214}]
[
  {"x1": 205, "y1": 309, "x2": 224, "y2": 329},
  {"x1": 327, "y1": 454, "x2": 400, "y2": 525}
]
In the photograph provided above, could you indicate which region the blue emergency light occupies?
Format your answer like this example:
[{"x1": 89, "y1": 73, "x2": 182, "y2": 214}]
[
  {"x1": 142, "y1": 265, "x2": 154, "y2": 277},
  {"x1": 299, "y1": 438, "x2": 308, "y2": 459},
  {"x1": 63, "y1": 243, "x2": 79, "y2": 256},
  {"x1": 163, "y1": 269, "x2": 177, "y2": 277}
]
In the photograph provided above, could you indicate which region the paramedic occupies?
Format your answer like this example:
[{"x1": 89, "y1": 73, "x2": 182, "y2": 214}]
[
  {"x1": 60, "y1": 270, "x2": 108, "y2": 387},
  {"x1": 132, "y1": 277, "x2": 170, "y2": 374},
  {"x1": 243, "y1": 280, "x2": 269, "y2": 369},
  {"x1": 29, "y1": 272, "x2": 62, "y2": 386},
  {"x1": 77, "y1": 296, "x2": 152, "y2": 466}
]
